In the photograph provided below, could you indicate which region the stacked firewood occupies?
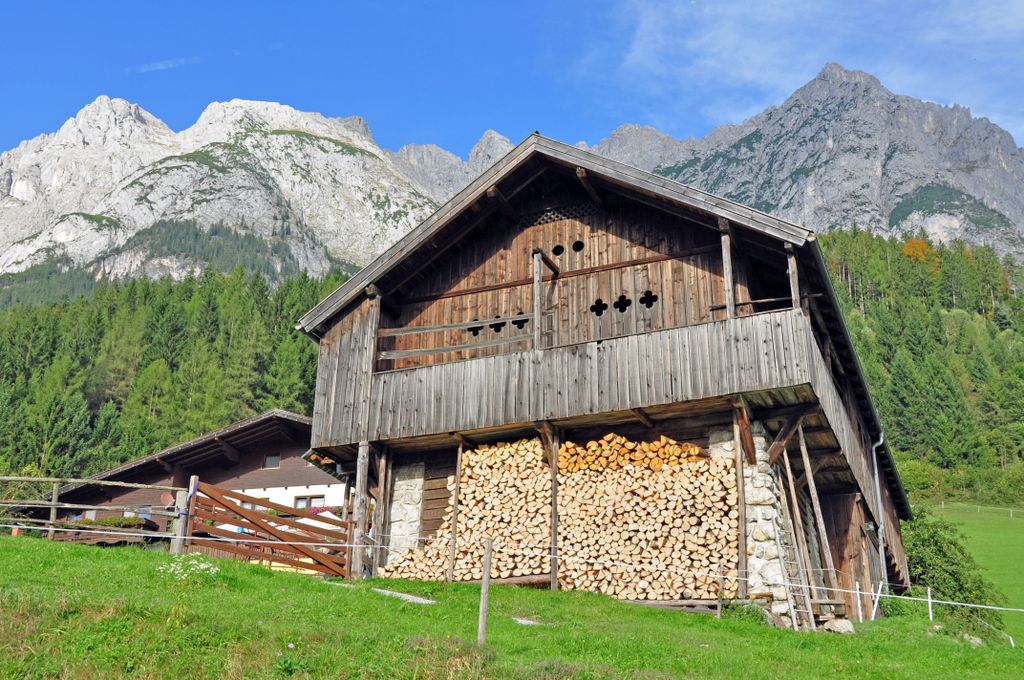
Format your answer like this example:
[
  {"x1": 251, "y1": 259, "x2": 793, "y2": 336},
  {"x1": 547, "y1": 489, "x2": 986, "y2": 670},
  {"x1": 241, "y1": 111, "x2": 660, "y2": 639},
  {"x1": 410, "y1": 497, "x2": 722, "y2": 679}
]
[
  {"x1": 380, "y1": 433, "x2": 739, "y2": 600},
  {"x1": 557, "y1": 434, "x2": 739, "y2": 600},
  {"x1": 378, "y1": 437, "x2": 551, "y2": 580}
]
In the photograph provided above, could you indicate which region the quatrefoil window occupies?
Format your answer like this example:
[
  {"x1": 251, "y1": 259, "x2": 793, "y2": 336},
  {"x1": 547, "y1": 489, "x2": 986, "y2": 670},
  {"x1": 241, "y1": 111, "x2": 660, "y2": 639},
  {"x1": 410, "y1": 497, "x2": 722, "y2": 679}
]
[
  {"x1": 639, "y1": 290, "x2": 659, "y2": 308},
  {"x1": 511, "y1": 316, "x2": 528, "y2": 330},
  {"x1": 613, "y1": 295, "x2": 632, "y2": 313},
  {"x1": 590, "y1": 298, "x2": 609, "y2": 317},
  {"x1": 467, "y1": 320, "x2": 484, "y2": 336},
  {"x1": 489, "y1": 316, "x2": 506, "y2": 333}
]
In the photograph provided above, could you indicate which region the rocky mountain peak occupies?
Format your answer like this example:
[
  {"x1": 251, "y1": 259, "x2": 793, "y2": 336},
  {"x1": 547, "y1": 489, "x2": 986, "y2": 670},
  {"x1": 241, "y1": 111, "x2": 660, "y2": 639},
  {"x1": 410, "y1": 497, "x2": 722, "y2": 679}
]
[
  {"x1": 57, "y1": 96, "x2": 173, "y2": 146},
  {"x1": 467, "y1": 130, "x2": 513, "y2": 171}
]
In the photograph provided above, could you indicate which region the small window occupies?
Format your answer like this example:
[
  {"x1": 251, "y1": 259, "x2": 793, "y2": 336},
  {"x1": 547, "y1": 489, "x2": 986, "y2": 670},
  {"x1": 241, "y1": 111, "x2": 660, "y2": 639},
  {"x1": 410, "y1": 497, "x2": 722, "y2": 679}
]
[
  {"x1": 295, "y1": 495, "x2": 325, "y2": 510},
  {"x1": 572, "y1": 240, "x2": 585, "y2": 252},
  {"x1": 263, "y1": 454, "x2": 281, "y2": 469},
  {"x1": 552, "y1": 244, "x2": 565, "y2": 256}
]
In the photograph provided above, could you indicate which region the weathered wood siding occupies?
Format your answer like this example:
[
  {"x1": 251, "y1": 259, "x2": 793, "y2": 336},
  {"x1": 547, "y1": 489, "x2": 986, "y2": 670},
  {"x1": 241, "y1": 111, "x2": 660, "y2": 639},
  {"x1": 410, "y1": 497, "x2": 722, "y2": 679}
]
[
  {"x1": 317, "y1": 308, "x2": 813, "y2": 444},
  {"x1": 378, "y1": 202, "x2": 751, "y2": 369},
  {"x1": 310, "y1": 298, "x2": 379, "y2": 449}
]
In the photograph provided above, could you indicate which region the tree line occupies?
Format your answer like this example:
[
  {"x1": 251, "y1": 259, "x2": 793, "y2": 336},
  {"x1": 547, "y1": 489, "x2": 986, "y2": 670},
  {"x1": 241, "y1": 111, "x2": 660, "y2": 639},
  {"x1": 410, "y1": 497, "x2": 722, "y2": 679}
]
[
  {"x1": 1, "y1": 230, "x2": 1022, "y2": 505},
  {"x1": 822, "y1": 229, "x2": 1024, "y2": 503},
  {"x1": 0, "y1": 267, "x2": 346, "y2": 478}
]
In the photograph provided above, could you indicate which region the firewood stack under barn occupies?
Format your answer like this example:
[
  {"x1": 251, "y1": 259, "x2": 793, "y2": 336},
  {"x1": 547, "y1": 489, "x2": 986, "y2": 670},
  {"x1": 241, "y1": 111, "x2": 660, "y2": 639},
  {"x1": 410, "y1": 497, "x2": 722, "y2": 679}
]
[{"x1": 380, "y1": 433, "x2": 740, "y2": 601}]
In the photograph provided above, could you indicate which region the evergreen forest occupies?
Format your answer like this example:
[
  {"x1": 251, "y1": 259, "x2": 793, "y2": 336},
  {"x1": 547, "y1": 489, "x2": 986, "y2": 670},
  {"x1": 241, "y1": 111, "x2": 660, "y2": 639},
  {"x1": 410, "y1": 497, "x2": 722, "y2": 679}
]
[{"x1": 0, "y1": 231, "x2": 1022, "y2": 504}]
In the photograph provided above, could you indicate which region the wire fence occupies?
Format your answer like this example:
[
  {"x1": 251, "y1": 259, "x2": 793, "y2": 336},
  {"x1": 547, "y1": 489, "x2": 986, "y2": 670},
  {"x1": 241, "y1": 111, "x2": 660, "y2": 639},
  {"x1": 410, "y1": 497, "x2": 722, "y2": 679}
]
[{"x1": 933, "y1": 500, "x2": 1022, "y2": 519}]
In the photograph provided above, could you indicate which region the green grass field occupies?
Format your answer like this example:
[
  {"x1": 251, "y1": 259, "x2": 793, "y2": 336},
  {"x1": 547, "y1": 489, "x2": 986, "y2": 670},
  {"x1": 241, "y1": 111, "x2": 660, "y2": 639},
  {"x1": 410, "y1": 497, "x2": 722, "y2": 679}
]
[
  {"x1": 933, "y1": 502, "x2": 1024, "y2": 642},
  {"x1": 0, "y1": 536, "x2": 1020, "y2": 679}
]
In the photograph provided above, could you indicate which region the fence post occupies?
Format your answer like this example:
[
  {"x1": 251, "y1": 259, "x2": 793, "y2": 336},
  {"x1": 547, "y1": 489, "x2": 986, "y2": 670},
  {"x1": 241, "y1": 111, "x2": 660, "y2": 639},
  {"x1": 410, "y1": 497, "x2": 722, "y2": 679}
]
[
  {"x1": 46, "y1": 482, "x2": 60, "y2": 540},
  {"x1": 871, "y1": 582, "x2": 883, "y2": 621},
  {"x1": 169, "y1": 486, "x2": 190, "y2": 555},
  {"x1": 477, "y1": 538, "x2": 493, "y2": 646},
  {"x1": 716, "y1": 563, "x2": 724, "y2": 619},
  {"x1": 855, "y1": 581, "x2": 863, "y2": 623},
  {"x1": 927, "y1": 587, "x2": 933, "y2": 622}
]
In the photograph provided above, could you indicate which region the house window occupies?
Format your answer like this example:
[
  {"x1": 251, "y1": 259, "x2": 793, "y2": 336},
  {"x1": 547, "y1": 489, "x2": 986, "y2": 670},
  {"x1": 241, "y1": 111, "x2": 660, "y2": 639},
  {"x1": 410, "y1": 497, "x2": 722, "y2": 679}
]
[
  {"x1": 263, "y1": 453, "x2": 281, "y2": 469},
  {"x1": 241, "y1": 499, "x2": 268, "y2": 512},
  {"x1": 294, "y1": 496, "x2": 325, "y2": 510}
]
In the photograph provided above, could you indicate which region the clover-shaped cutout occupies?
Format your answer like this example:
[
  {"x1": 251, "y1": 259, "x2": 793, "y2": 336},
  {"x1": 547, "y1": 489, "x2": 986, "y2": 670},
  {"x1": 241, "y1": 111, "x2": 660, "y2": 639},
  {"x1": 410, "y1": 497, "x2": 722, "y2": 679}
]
[
  {"x1": 489, "y1": 316, "x2": 506, "y2": 333},
  {"x1": 639, "y1": 290, "x2": 658, "y2": 308},
  {"x1": 590, "y1": 298, "x2": 609, "y2": 317},
  {"x1": 467, "y1": 320, "x2": 484, "y2": 336},
  {"x1": 613, "y1": 295, "x2": 632, "y2": 313},
  {"x1": 511, "y1": 316, "x2": 529, "y2": 330}
]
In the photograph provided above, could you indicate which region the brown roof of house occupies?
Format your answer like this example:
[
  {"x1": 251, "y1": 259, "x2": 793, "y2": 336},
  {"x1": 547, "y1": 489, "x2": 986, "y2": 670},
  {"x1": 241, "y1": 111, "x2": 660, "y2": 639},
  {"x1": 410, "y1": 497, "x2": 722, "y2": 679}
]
[{"x1": 59, "y1": 409, "x2": 311, "y2": 498}]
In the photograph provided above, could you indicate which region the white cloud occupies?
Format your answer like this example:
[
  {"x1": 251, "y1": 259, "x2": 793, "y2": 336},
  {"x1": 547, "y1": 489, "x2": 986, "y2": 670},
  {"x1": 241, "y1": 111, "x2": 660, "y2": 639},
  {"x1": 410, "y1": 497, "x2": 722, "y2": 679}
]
[
  {"x1": 592, "y1": 0, "x2": 1024, "y2": 143},
  {"x1": 129, "y1": 56, "x2": 201, "y2": 74}
]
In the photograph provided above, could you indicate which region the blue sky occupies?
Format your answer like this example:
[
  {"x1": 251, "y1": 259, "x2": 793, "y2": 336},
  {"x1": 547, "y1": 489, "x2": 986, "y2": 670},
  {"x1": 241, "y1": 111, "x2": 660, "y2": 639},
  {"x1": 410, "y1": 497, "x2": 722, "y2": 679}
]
[{"x1": 3, "y1": 1, "x2": 1023, "y2": 156}]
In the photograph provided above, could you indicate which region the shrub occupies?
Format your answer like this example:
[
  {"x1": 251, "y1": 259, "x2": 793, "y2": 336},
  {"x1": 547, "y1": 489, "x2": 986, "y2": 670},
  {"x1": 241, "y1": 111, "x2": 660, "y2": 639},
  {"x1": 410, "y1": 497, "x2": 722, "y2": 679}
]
[{"x1": 902, "y1": 507, "x2": 1005, "y2": 635}]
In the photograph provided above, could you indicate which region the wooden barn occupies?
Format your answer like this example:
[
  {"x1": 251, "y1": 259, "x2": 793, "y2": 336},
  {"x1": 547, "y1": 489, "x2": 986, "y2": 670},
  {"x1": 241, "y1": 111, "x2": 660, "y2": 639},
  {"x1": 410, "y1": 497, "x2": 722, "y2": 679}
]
[{"x1": 298, "y1": 134, "x2": 911, "y2": 629}]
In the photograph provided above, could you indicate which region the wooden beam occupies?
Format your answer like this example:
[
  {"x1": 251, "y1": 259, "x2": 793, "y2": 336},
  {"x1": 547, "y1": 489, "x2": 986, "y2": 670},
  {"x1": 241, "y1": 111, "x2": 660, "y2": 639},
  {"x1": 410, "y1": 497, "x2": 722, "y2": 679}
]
[
  {"x1": 575, "y1": 167, "x2": 604, "y2": 207},
  {"x1": 720, "y1": 217, "x2": 736, "y2": 319},
  {"x1": 753, "y1": 403, "x2": 821, "y2": 422},
  {"x1": 548, "y1": 427, "x2": 560, "y2": 591},
  {"x1": 732, "y1": 409, "x2": 748, "y2": 600},
  {"x1": 155, "y1": 457, "x2": 174, "y2": 474},
  {"x1": 351, "y1": 441, "x2": 370, "y2": 578},
  {"x1": 766, "y1": 413, "x2": 805, "y2": 466},
  {"x1": 486, "y1": 185, "x2": 515, "y2": 219},
  {"x1": 732, "y1": 397, "x2": 756, "y2": 465},
  {"x1": 532, "y1": 247, "x2": 560, "y2": 276},
  {"x1": 447, "y1": 439, "x2": 464, "y2": 582},
  {"x1": 785, "y1": 243, "x2": 801, "y2": 311},
  {"x1": 213, "y1": 437, "x2": 239, "y2": 463},
  {"x1": 533, "y1": 251, "x2": 543, "y2": 351},
  {"x1": 630, "y1": 408, "x2": 655, "y2": 429},
  {"x1": 795, "y1": 459, "x2": 828, "y2": 490},
  {"x1": 798, "y1": 426, "x2": 840, "y2": 596}
]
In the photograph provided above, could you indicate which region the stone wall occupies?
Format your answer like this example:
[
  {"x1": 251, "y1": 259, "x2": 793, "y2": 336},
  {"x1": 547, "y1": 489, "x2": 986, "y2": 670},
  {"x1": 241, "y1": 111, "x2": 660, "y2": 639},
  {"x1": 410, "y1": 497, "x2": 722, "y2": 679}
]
[
  {"x1": 709, "y1": 422, "x2": 794, "y2": 627},
  {"x1": 385, "y1": 462, "x2": 424, "y2": 564}
]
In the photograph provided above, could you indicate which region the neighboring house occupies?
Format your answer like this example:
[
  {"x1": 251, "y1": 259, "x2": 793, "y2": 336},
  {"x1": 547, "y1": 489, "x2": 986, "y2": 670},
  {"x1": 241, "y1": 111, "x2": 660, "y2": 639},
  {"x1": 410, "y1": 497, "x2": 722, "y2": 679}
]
[
  {"x1": 51, "y1": 410, "x2": 347, "y2": 530},
  {"x1": 296, "y1": 134, "x2": 911, "y2": 627}
]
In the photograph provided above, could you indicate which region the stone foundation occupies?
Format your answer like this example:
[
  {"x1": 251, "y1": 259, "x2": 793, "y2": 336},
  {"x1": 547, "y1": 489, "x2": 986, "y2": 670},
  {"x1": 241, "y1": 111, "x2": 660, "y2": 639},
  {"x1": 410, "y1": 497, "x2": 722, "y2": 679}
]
[
  {"x1": 385, "y1": 462, "x2": 424, "y2": 564},
  {"x1": 710, "y1": 422, "x2": 794, "y2": 627}
]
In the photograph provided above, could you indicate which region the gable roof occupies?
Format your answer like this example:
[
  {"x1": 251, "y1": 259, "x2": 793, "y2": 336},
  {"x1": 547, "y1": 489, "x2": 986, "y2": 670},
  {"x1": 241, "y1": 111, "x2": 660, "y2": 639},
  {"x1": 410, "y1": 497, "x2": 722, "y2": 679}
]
[
  {"x1": 297, "y1": 134, "x2": 815, "y2": 336},
  {"x1": 58, "y1": 410, "x2": 311, "y2": 499},
  {"x1": 297, "y1": 134, "x2": 910, "y2": 520}
]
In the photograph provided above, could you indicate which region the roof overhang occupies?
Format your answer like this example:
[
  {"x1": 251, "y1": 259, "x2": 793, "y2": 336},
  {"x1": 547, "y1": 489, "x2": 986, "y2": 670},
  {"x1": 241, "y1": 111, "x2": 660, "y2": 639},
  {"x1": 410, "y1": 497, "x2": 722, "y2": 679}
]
[{"x1": 58, "y1": 410, "x2": 312, "y2": 499}]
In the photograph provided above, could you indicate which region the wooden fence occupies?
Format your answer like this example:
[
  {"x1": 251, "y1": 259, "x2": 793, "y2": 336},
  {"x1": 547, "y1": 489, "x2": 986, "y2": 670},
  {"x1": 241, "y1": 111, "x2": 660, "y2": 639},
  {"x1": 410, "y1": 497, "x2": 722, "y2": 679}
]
[{"x1": 186, "y1": 482, "x2": 353, "y2": 577}]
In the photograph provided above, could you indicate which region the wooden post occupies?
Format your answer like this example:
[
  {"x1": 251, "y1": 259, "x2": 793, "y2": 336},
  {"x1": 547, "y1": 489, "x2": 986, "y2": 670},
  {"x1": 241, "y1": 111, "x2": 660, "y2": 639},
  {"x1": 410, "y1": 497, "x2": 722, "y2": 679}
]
[
  {"x1": 533, "y1": 251, "x2": 543, "y2": 351},
  {"x1": 798, "y1": 426, "x2": 839, "y2": 596},
  {"x1": 447, "y1": 439, "x2": 464, "y2": 582},
  {"x1": 370, "y1": 448, "x2": 390, "y2": 575},
  {"x1": 549, "y1": 427, "x2": 560, "y2": 591},
  {"x1": 856, "y1": 581, "x2": 864, "y2": 622},
  {"x1": 352, "y1": 442, "x2": 370, "y2": 579},
  {"x1": 46, "y1": 482, "x2": 59, "y2": 539},
  {"x1": 871, "y1": 581, "x2": 883, "y2": 620},
  {"x1": 731, "y1": 411, "x2": 748, "y2": 599},
  {"x1": 169, "y1": 486, "x2": 190, "y2": 554},
  {"x1": 719, "y1": 218, "x2": 735, "y2": 319},
  {"x1": 785, "y1": 243, "x2": 800, "y2": 311},
  {"x1": 717, "y1": 563, "x2": 725, "y2": 618},
  {"x1": 477, "y1": 538, "x2": 493, "y2": 646}
]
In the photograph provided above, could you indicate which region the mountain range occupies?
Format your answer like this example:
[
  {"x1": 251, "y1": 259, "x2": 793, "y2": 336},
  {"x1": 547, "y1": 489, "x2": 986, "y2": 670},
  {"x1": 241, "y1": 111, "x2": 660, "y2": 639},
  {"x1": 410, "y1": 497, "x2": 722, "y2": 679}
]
[{"x1": 2, "y1": 63, "x2": 1022, "y2": 297}]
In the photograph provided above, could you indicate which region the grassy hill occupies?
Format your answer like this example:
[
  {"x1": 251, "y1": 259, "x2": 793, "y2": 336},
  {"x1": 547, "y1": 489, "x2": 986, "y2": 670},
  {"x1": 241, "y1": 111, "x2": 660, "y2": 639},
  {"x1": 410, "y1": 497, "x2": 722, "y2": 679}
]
[
  {"x1": 934, "y1": 502, "x2": 1024, "y2": 641},
  {"x1": 0, "y1": 536, "x2": 1019, "y2": 679}
]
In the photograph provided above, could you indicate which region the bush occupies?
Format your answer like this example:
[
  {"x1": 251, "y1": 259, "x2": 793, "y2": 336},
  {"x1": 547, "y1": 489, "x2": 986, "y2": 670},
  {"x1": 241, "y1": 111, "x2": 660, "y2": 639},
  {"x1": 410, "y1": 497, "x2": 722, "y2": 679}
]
[{"x1": 902, "y1": 507, "x2": 1005, "y2": 634}]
